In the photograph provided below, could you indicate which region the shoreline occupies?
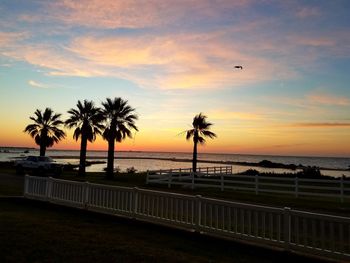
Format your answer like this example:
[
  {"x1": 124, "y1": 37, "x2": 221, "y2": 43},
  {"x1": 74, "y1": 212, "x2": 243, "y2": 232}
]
[{"x1": 20, "y1": 155, "x2": 350, "y2": 172}]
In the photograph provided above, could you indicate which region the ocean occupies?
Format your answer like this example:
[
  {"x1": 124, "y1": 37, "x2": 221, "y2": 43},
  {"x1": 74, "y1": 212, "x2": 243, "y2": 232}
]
[{"x1": 1, "y1": 148, "x2": 349, "y2": 178}]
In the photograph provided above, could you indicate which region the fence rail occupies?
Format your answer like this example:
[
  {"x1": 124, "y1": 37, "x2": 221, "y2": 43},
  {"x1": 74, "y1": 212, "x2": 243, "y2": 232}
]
[
  {"x1": 24, "y1": 175, "x2": 350, "y2": 261},
  {"x1": 146, "y1": 167, "x2": 350, "y2": 202}
]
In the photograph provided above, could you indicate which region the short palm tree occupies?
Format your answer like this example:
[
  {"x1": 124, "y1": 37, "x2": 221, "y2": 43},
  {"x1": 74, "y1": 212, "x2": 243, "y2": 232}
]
[
  {"x1": 65, "y1": 100, "x2": 104, "y2": 176},
  {"x1": 186, "y1": 113, "x2": 217, "y2": 173},
  {"x1": 24, "y1": 108, "x2": 66, "y2": 156},
  {"x1": 101, "y1": 97, "x2": 138, "y2": 178}
]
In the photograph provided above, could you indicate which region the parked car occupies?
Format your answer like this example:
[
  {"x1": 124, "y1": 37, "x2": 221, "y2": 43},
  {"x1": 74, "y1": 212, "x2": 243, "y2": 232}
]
[{"x1": 15, "y1": 156, "x2": 63, "y2": 176}]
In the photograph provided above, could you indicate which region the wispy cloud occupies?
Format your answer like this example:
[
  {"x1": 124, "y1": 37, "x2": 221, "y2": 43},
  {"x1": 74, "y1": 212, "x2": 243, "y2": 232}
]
[
  {"x1": 207, "y1": 110, "x2": 264, "y2": 121},
  {"x1": 296, "y1": 7, "x2": 321, "y2": 19},
  {"x1": 50, "y1": 0, "x2": 251, "y2": 29},
  {"x1": 28, "y1": 80, "x2": 49, "y2": 89},
  {"x1": 65, "y1": 34, "x2": 296, "y2": 89},
  {"x1": 1, "y1": 31, "x2": 296, "y2": 90},
  {"x1": 292, "y1": 36, "x2": 335, "y2": 47},
  {"x1": 0, "y1": 31, "x2": 28, "y2": 46},
  {"x1": 307, "y1": 93, "x2": 350, "y2": 106},
  {"x1": 292, "y1": 122, "x2": 350, "y2": 128}
]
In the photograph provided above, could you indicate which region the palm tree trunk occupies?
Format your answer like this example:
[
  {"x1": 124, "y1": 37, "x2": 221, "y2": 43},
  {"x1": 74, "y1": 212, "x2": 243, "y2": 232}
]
[
  {"x1": 106, "y1": 138, "x2": 115, "y2": 179},
  {"x1": 79, "y1": 135, "x2": 87, "y2": 176},
  {"x1": 192, "y1": 140, "x2": 198, "y2": 174},
  {"x1": 39, "y1": 143, "x2": 46, "y2": 156},
  {"x1": 40, "y1": 132, "x2": 47, "y2": 156}
]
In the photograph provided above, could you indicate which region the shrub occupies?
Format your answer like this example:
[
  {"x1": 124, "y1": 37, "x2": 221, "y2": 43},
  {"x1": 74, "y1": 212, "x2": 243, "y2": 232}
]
[
  {"x1": 241, "y1": 169, "x2": 260, "y2": 176},
  {"x1": 297, "y1": 166, "x2": 322, "y2": 178},
  {"x1": 126, "y1": 167, "x2": 137, "y2": 174}
]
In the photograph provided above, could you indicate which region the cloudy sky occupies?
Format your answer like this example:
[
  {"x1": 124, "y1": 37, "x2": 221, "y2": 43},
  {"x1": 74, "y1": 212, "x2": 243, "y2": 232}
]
[{"x1": 0, "y1": 0, "x2": 349, "y2": 157}]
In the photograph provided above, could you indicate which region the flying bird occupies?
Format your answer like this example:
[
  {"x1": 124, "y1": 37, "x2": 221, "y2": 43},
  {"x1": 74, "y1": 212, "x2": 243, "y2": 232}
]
[{"x1": 234, "y1": 65, "x2": 243, "y2": 70}]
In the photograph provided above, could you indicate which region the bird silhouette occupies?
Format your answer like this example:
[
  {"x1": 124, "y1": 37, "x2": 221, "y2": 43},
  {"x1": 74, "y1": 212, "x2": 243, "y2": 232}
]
[{"x1": 234, "y1": 66, "x2": 243, "y2": 70}]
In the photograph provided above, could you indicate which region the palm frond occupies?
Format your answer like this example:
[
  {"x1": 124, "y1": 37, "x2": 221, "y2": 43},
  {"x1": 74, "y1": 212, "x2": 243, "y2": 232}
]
[
  {"x1": 186, "y1": 129, "x2": 195, "y2": 140},
  {"x1": 24, "y1": 108, "x2": 65, "y2": 149},
  {"x1": 101, "y1": 97, "x2": 138, "y2": 143}
]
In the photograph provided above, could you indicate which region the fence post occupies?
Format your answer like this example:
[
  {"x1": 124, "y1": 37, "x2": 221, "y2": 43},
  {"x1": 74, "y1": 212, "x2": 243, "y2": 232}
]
[
  {"x1": 168, "y1": 171, "x2": 172, "y2": 188},
  {"x1": 84, "y1": 182, "x2": 90, "y2": 209},
  {"x1": 255, "y1": 174, "x2": 259, "y2": 195},
  {"x1": 221, "y1": 174, "x2": 224, "y2": 191},
  {"x1": 295, "y1": 177, "x2": 299, "y2": 198},
  {"x1": 340, "y1": 176, "x2": 344, "y2": 203},
  {"x1": 195, "y1": 195, "x2": 202, "y2": 232},
  {"x1": 24, "y1": 175, "x2": 29, "y2": 197},
  {"x1": 191, "y1": 172, "x2": 195, "y2": 190},
  {"x1": 133, "y1": 187, "x2": 139, "y2": 218},
  {"x1": 146, "y1": 170, "x2": 149, "y2": 185},
  {"x1": 46, "y1": 177, "x2": 53, "y2": 201},
  {"x1": 283, "y1": 207, "x2": 291, "y2": 250}
]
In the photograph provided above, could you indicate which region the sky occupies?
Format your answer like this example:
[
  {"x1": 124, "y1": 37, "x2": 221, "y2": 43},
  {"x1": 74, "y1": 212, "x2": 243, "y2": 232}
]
[{"x1": 0, "y1": 0, "x2": 349, "y2": 157}]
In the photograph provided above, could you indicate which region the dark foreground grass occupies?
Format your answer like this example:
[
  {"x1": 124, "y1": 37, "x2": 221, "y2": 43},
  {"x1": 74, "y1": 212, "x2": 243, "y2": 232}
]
[{"x1": 0, "y1": 198, "x2": 326, "y2": 263}]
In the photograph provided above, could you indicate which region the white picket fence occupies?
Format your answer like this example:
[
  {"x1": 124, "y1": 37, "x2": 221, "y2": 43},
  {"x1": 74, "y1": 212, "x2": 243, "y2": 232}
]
[
  {"x1": 146, "y1": 167, "x2": 350, "y2": 202},
  {"x1": 24, "y1": 175, "x2": 350, "y2": 261}
]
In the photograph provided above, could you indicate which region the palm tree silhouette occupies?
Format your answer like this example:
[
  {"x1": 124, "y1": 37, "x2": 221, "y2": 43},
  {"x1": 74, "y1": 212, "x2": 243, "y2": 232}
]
[
  {"x1": 101, "y1": 97, "x2": 138, "y2": 178},
  {"x1": 186, "y1": 113, "x2": 216, "y2": 173},
  {"x1": 24, "y1": 108, "x2": 66, "y2": 156},
  {"x1": 65, "y1": 100, "x2": 104, "y2": 176}
]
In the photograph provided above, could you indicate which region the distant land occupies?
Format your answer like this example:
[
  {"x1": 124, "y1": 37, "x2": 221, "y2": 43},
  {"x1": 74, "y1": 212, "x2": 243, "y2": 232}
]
[{"x1": 0, "y1": 146, "x2": 36, "y2": 150}]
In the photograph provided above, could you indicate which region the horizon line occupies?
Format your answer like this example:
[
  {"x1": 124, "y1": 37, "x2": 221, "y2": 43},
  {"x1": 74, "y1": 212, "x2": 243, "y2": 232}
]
[{"x1": 1, "y1": 146, "x2": 349, "y2": 159}]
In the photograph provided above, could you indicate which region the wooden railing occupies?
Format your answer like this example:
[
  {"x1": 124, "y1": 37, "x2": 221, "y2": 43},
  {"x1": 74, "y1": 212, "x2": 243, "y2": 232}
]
[
  {"x1": 146, "y1": 168, "x2": 350, "y2": 202},
  {"x1": 24, "y1": 175, "x2": 350, "y2": 261},
  {"x1": 154, "y1": 166, "x2": 233, "y2": 176}
]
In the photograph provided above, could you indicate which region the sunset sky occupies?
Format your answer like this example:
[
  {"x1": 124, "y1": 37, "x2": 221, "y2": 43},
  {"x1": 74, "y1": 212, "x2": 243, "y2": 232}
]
[{"x1": 0, "y1": 0, "x2": 349, "y2": 157}]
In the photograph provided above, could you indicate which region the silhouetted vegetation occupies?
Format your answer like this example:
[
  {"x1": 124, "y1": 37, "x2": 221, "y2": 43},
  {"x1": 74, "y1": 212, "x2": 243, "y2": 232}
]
[
  {"x1": 101, "y1": 97, "x2": 138, "y2": 179},
  {"x1": 126, "y1": 166, "x2": 137, "y2": 174},
  {"x1": 238, "y1": 166, "x2": 345, "y2": 180},
  {"x1": 258, "y1": 160, "x2": 298, "y2": 170},
  {"x1": 65, "y1": 100, "x2": 104, "y2": 176},
  {"x1": 24, "y1": 108, "x2": 66, "y2": 156},
  {"x1": 185, "y1": 113, "x2": 216, "y2": 173}
]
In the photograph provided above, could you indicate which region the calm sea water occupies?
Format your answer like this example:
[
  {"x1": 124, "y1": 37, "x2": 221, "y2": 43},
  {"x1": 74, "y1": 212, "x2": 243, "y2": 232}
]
[{"x1": 1, "y1": 148, "x2": 349, "y2": 177}]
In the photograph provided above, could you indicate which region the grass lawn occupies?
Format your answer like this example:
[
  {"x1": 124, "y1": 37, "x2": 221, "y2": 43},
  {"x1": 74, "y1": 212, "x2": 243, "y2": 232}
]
[{"x1": 0, "y1": 198, "x2": 325, "y2": 263}]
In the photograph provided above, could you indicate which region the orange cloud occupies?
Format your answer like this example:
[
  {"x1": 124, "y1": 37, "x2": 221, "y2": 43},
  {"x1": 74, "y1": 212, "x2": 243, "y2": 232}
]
[
  {"x1": 51, "y1": 0, "x2": 251, "y2": 29},
  {"x1": 4, "y1": 46, "x2": 105, "y2": 77},
  {"x1": 307, "y1": 93, "x2": 350, "y2": 106},
  {"x1": 292, "y1": 36, "x2": 335, "y2": 47},
  {"x1": 66, "y1": 34, "x2": 296, "y2": 90},
  {"x1": 0, "y1": 31, "x2": 27, "y2": 46}
]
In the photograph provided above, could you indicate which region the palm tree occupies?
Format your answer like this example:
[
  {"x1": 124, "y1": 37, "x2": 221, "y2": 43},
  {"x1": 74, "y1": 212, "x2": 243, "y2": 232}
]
[
  {"x1": 101, "y1": 97, "x2": 138, "y2": 178},
  {"x1": 24, "y1": 108, "x2": 66, "y2": 156},
  {"x1": 65, "y1": 100, "x2": 104, "y2": 176},
  {"x1": 186, "y1": 113, "x2": 217, "y2": 173}
]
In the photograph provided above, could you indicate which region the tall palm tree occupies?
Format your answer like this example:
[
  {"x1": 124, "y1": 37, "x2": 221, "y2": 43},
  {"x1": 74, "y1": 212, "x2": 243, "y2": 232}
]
[
  {"x1": 65, "y1": 100, "x2": 104, "y2": 176},
  {"x1": 101, "y1": 97, "x2": 138, "y2": 178},
  {"x1": 186, "y1": 113, "x2": 216, "y2": 173},
  {"x1": 24, "y1": 108, "x2": 66, "y2": 156}
]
